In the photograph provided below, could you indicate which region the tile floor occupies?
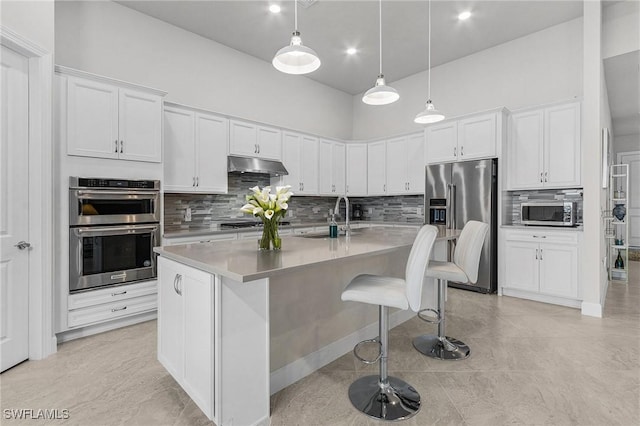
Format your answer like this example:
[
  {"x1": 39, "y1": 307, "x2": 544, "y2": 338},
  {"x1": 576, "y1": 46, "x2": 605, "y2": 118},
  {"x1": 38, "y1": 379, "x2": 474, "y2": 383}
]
[{"x1": 2, "y1": 262, "x2": 638, "y2": 425}]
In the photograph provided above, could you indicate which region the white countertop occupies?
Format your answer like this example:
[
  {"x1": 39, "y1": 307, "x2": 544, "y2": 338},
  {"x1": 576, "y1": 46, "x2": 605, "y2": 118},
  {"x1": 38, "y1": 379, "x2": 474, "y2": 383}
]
[{"x1": 154, "y1": 226, "x2": 460, "y2": 282}]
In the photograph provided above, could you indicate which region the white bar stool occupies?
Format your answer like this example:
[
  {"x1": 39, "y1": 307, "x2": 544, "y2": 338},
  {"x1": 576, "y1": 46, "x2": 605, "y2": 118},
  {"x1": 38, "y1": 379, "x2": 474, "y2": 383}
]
[
  {"x1": 340, "y1": 225, "x2": 438, "y2": 421},
  {"x1": 413, "y1": 221, "x2": 489, "y2": 360}
]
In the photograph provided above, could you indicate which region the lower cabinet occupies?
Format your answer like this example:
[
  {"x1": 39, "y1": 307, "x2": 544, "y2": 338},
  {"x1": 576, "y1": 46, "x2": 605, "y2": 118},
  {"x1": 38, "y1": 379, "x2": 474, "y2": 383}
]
[
  {"x1": 158, "y1": 257, "x2": 215, "y2": 419},
  {"x1": 502, "y1": 229, "x2": 581, "y2": 305}
]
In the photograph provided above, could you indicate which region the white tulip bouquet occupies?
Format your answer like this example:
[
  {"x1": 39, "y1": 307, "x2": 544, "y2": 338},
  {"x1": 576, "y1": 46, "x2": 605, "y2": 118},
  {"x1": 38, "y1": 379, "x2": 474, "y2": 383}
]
[{"x1": 240, "y1": 185, "x2": 293, "y2": 250}]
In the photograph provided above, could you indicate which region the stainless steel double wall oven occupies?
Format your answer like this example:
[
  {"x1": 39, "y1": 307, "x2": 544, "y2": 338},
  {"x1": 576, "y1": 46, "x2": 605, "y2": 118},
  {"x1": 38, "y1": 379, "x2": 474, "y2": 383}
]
[{"x1": 69, "y1": 177, "x2": 161, "y2": 293}]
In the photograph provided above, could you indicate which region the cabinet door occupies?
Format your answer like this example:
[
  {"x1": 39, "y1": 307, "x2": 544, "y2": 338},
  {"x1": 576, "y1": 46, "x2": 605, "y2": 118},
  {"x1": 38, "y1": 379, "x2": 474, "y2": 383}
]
[
  {"x1": 406, "y1": 132, "x2": 426, "y2": 194},
  {"x1": 318, "y1": 139, "x2": 333, "y2": 195},
  {"x1": 281, "y1": 132, "x2": 301, "y2": 191},
  {"x1": 544, "y1": 102, "x2": 580, "y2": 188},
  {"x1": 67, "y1": 76, "x2": 119, "y2": 159},
  {"x1": 367, "y1": 141, "x2": 386, "y2": 195},
  {"x1": 164, "y1": 107, "x2": 196, "y2": 192},
  {"x1": 256, "y1": 125, "x2": 282, "y2": 160},
  {"x1": 332, "y1": 142, "x2": 346, "y2": 195},
  {"x1": 346, "y1": 144, "x2": 367, "y2": 196},
  {"x1": 508, "y1": 110, "x2": 544, "y2": 189},
  {"x1": 182, "y1": 269, "x2": 215, "y2": 419},
  {"x1": 386, "y1": 137, "x2": 407, "y2": 194},
  {"x1": 457, "y1": 113, "x2": 496, "y2": 160},
  {"x1": 300, "y1": 136, "x2": 319, "y2": 194},
  {"x1": 538, "y1": 243, "x2": 578, "y2": 299},
  {"x1": 503, "y1": 241, "x2": 539, "y2": 292},
  {"x1": 229, "y1": 120, "x2": 257, "y2": 157},
  {"x1": 425, "y1": 122, "x2": 457, "y2": 164},
  {"x1": 118, "y1": 88, "x2": 162, "y2": 162},
  {"x1": 157, "y1": 258, "x2": 185, "y2": 380},
  {"x1": 196, "y1": 113, "x2": 228, "y2": 193}
]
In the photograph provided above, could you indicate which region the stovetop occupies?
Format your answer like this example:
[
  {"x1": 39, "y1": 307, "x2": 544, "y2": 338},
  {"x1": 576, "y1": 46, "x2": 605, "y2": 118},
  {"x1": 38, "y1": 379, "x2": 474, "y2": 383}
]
[{"x1": 220, "y1": 220, "x2": 291, "y2": 229}]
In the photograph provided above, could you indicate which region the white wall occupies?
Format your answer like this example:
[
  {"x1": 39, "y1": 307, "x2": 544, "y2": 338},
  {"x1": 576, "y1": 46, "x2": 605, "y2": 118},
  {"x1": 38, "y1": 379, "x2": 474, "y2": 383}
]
[
  {"x1": 54, "y1": 1, "x2": 353, "y2": 140},
  {"x1": 0, "y1": 0, "x2": 54, "y2": 52},
  {"x1": 352, "y1": 18, "x2": 583, "y2": 140},
  {"x1": 602, "y1": 0, "x2": 639, "y2": 59},
  {"x1": 613, "y1": 134, "x2": 640, "y2": 156}
]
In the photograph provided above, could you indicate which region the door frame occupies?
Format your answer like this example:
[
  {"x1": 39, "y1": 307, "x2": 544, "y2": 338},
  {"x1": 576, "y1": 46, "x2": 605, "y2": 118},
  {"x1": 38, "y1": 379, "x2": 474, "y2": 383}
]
[
  {"x1": 617, "y1": 150, "x2": 640, "y2": 248},
  {"x1": 1, "y1": 25, "x2": 56, "y2": 360}
]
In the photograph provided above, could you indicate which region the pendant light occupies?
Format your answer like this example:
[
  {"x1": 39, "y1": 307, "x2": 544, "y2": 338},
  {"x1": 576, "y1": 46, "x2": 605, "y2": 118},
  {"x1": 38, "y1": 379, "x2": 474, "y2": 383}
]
[
  {"x1": 414, "y1": 0, "x2": 445, "y2": 123},
  {"x1": 362, "y1": 0, "x2": 399, "y2": 105},
  {"x1": 272, "y1": 0, "x2": 321, "y2": 75}
]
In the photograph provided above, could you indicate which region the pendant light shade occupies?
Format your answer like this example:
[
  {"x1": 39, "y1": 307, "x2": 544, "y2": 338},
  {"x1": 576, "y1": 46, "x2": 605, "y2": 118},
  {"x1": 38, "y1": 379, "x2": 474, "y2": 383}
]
[
  {"x1": 362, "y1": 75, "x2": 400, "y2": 105},
  {"x1": 414, "y1": 100, "x2": 445, "y2": 124},
  {"x1": 272, "y1": 1, "x2": 320, "y2": 75},
  {"x1": 362, "y1": 0, "x2": 399, "y2": 105},
  {"x1": 414, "y1": 0, "x2": 444, "y2": 123}
]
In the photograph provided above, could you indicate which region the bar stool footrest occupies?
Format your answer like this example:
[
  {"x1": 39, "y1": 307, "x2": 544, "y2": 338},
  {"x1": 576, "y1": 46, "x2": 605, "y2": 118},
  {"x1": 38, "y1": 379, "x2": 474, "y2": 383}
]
[
  {"x1": 417, "y1": 308, "x2": 441, "y2": 324},
  {"x1": 353, "y1": 338, "x2": 382, "y2": 365},
  {"x1": 347, "y1": 375, "x2": 421, "y2": 421}
]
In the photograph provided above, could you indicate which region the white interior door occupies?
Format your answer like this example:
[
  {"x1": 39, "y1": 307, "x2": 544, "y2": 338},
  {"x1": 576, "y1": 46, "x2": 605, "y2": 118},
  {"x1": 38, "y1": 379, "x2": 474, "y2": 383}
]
[
  {"x1": 0, "y1": 45, "x2": 30, "y2": 372},
  {"x1": 618, "y1": 151, "x2": 640, "y2": 248}
]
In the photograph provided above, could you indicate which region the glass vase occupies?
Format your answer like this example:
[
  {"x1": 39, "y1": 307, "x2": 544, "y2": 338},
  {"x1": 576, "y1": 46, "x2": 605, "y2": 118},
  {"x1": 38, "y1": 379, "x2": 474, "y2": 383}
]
[{"x1": 258, "y1": 219, "x2": 281, "y2": 250}]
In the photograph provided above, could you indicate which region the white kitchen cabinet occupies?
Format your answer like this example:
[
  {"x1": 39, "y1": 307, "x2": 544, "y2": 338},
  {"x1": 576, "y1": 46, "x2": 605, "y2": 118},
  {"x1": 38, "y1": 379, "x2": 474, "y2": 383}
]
[
  {"x1": 367, "y1": 140, "x2": 386, "y2": 195},
  {"x1": 508, "y1": 101, "x2": 581, "y2": 190},
  {"x1": 385, "y1": 133, "x2": 425, "y2": 195},
  {"x1": 164, "y1": 104, "x2": 228, "y2": 193},
  {"x1": 158, "y1": 257, "x2": 215, "y2": 419},
  {"x1": 229, "y1": 119, "x2": 282, "y2": 160},
  {"x1": 346, "y1": 143, "x2": 368, "y2": 196},
  {"x1": 502, "y1": 229, "x2": 581, "y2": 305},
  {"x1": 318, "y1": 139, "x2": 346, "y2": 195},
  {"x1": 426, "y1": 111, "x2": 499, "y2": 164},
  {"x1": 65, "y1": 73, "x2": 163, "y2": 163},
  {"x1": 281, "y1": 132, "x2": 318, "y2": 194}
]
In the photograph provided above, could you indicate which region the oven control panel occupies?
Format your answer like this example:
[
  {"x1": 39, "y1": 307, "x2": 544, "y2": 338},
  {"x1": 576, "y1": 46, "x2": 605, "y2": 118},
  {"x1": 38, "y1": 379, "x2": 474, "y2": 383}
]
[{"x1": 72, "y1": 177, "x2": 160, "y2": 190}]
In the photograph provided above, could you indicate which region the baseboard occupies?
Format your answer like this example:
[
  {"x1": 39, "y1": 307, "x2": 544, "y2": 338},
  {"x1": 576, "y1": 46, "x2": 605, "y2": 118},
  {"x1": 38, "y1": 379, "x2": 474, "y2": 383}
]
[
  {"x1": 501, "y1": 288, "x2": 581, "y2": 309},
  {"x1": 581, "y1": 301, "x2": 603, "y2": 318},
  {"x1": 56, "y1": 311, "x2": 157, "y2": 343},
  {"x1": 269, "y1": 309, "x2": 415, "y2": 395}
]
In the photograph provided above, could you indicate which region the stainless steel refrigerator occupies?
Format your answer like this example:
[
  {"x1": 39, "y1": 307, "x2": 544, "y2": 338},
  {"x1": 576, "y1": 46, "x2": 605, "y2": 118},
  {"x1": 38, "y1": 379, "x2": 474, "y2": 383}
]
[{"x1": 425, "y1": 159, "x2": 498, "y2": 293}]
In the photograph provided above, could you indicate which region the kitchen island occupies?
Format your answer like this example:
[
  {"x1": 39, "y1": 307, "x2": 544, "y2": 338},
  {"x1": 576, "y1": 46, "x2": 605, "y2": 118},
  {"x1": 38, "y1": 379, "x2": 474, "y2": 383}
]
[{"x1": 154, "y1": 226, "x2": 459, "y2": 426}]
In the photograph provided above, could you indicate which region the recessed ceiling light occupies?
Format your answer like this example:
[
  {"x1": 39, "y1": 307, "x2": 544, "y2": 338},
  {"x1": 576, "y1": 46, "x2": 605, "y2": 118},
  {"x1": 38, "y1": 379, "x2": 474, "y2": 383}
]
[
  {"x1": 346, "y1": 48, "x2": 357, "y2": 55},
  {"x1": 458, "y1": 11, "x2": 471, "y2": 21},
  {"x1": 269, "y1": 4, "x2": 281, "y2": 14}
]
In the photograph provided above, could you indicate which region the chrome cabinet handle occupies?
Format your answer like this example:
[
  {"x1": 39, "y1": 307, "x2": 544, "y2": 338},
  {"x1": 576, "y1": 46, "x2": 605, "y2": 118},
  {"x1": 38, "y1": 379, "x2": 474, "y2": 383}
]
[
  {"x1": 532, "y1": 235, "x2": 547, "y2": 238},
  {"x1": 14, "y1": 241, "x2": 31, "y2": 250},
  {"x1": 540, "y1": 172, "x2": 543, "y2": 183},
  {"x1": 460, "y1": 146, "x2": 464, "y2": 156},
  {"x1": 544, "y1": 171, "x2": 548, "y2": 182},
  {"x1": 257, "y1": 144, "x2": 260, "y2": 154},
  {"x1": 539, "y1": 249, "x2": 543, "y2": 260},
  {"x1": 111, "y1": 306, "x2": 127, "y2": 312},
  {"x1": 111, "y1": 290, "x2": 127, "y2": 296},
  {"x1": 120, "y1": 140, "x2": 123, "y2": 153},
  {"x1": 302, "y1": 182, "x2": 304, "y2": 191},
  {"x1": 408, "y1": 182, "x2": 410, "y2": 190},
  {"x1": 114, "y1": 140, "x2": 118, "y2": 153},
  {"x1": 535, "y1": 249, "x2": 538, "y2": 260},
  {"x1": 173, "y1": 274, "x2": 179, "y2": 295},
  {"x1": 196, "y1": 177, "x2": 199, "y2": 187},
  {"x1": 177, "y1": 275, "x2": 183, "y2": 295},
  {"x1": 454, "y1": 147, "x2": 457, "y2": 157},
  {"x1": 383, "y1": 184, "x2": 386, "y2": 192},
  {"x1": 193, "y1": 177, "x2": 196, "y2": 187}
]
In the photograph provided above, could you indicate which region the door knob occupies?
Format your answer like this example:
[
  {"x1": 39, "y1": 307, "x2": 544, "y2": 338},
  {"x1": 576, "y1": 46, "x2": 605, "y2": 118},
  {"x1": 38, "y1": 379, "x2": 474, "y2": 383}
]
[{"x1": 14, "y1": 241, "x2": 31, "y2": 250}]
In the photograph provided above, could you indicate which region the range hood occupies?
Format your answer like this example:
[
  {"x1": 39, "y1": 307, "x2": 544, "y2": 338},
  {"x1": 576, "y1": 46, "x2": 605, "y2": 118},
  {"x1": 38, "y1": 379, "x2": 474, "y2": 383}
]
[{"x1": 227, "y1": 156, "x2": 289, "y2": 176}]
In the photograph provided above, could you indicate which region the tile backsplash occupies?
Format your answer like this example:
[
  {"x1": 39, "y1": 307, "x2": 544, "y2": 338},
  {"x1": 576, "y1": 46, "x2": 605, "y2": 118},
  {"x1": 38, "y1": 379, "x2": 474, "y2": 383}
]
[{"x1": 163, "y1": 174, "x2": 426, "y2": 233}]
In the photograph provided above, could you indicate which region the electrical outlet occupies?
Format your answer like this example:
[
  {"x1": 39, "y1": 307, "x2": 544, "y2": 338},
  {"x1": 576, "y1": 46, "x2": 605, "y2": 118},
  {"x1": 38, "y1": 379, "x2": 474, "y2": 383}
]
[
  {"x1": 417, "y1": 207, "x2": 423, "y2": 215},
  {"x1": 185, "y1": 207, "x2": 192, "y2": 222},
  {"x1": 368, "y1": 208, "x2": 373, "y2": 214}
]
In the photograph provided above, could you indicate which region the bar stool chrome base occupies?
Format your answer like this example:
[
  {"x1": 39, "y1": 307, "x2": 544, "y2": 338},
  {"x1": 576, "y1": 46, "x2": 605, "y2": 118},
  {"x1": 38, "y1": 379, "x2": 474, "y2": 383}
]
[
  {"x1": 413, "y1": 334, "x2": 470, "y2": 360},
  {"x1": 348, "y1": 375, "x2": 421, "y2": 421}
]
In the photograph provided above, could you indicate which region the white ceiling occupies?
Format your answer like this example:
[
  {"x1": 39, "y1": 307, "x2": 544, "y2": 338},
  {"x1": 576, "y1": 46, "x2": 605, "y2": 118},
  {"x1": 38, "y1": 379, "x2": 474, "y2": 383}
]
[{"x1": 116, "y1": 0, "x2": 584, "y2": 95}]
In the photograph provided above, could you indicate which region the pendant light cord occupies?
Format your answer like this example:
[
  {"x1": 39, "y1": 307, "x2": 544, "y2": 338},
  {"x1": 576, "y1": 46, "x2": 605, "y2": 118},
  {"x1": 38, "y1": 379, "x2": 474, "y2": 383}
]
[
  {"x1": 428, "y1": 0, "x2": 432, "y2": 100},
  {"x1": 294, "y1": 0, "x2": 298, "y2": 32},
  {"x1": 379, "y1": 0, "x2": 383, "y2": 75}
]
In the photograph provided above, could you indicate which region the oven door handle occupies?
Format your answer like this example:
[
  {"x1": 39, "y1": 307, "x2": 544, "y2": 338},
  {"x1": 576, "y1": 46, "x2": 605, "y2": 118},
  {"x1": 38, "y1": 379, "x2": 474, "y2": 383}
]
[
  {"x1": 74, "y1": 190, "x2": 159, "y2": 199},
  {"x1": 74, "y1": 225, "x2": 159, "y2": 236}
]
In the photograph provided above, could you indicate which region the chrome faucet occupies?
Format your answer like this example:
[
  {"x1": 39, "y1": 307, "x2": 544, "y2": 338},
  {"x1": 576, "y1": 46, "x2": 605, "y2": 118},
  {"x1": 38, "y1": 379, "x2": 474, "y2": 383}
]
[{"x1": 334, "y1": 195, "x2": 351, "y2": 236}]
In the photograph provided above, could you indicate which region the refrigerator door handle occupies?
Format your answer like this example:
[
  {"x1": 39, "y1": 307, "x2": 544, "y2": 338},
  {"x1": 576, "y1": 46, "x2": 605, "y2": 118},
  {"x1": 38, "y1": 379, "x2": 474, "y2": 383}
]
[{"x1": 451, "y1": 184, "x2": 457, "y2": 229}]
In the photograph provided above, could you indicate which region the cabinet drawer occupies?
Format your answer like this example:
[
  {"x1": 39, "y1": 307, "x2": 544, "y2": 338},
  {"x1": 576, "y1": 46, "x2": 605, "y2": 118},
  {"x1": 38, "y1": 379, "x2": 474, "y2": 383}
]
[
  {"x1": 504, "y1": 230, "x2": 579, "y2": 245},
  {"x1": 68, "y1": 280, "x2": 157, "y2": 310},
  {"x1": 68, "y1": 294, "x2": 157, "y2": 328}
]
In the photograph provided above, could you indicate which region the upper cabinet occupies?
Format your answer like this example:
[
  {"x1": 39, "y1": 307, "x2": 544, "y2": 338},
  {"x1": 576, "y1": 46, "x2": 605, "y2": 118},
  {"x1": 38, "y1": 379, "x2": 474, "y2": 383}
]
[
  {"x1": 63, "y1": 70, "x2": 165, "y2": 163},
  {"x1": 229, "y1": 119, "x2": 282, "y2": 160},
  {"x1": 426, "y1": 111, "x2": 500, "y2": 164},
  {"x1": 508, "y1": 101, "x2": 580, "y2": 190},
  {"x1": 346, "y1": 143, "x2": 368, "y2": 196},
  {"x1": 385, "y1": 133, "x2": 425, "y2": 195},
  {"x1": 367, "y1": 140, "x2": 387, "y2": 196},
  {"x1": 280, "y1": 132, "x2": 319, "y2": 195},
  {"x1": 318, "y1": 139, "x2": 345, "y2": 196},
  {"x1": 164, "y1": 104, "x2": 228, "y2": 194}
]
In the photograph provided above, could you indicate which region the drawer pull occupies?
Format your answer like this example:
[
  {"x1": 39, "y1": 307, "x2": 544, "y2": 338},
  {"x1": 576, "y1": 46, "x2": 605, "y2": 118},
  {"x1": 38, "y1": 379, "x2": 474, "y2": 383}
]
[
  {"x1": 111, "y1": 306, "x2": 127, "y2": 313},
  {"x1": 111, "y1": 290, "x2": 127, "y2": 296},
  {"x1": 533, "y1": 235, "x2": 546, "y2": 238}
]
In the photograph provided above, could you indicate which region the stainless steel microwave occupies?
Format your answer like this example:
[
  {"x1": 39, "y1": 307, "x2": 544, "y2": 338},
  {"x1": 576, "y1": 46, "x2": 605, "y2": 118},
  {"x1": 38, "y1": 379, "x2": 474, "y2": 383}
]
[{"x1": 521, "y1": 201, "x2": 577, "y2": 227}]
